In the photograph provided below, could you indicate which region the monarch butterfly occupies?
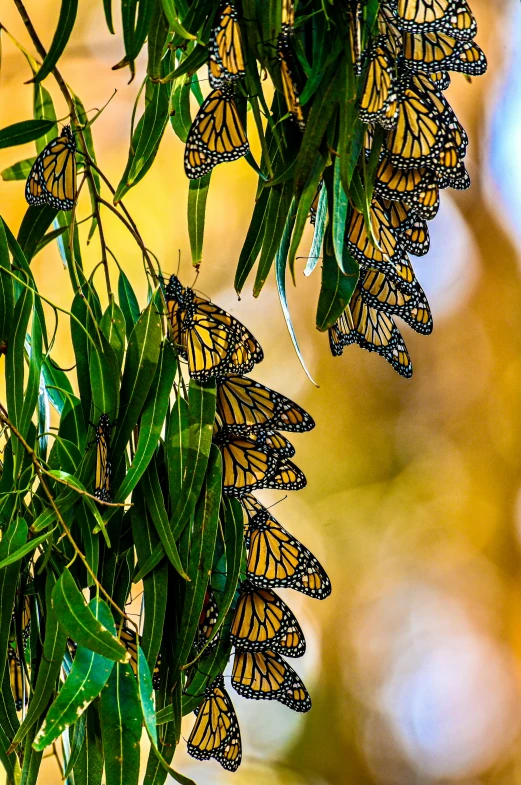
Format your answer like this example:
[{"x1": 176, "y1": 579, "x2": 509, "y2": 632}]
[
  {"x1": 165, "y1": 275, "x2": 263, "y2": 381},
  {"x1": 382, "y1": 199, "x2": 431, "y2": 256},
  {"x1": 359, "y1": 37, "x2": 399, "y2": 129},
  {"x1": 247, "y1": 509, "x2": 331, "y2": 599},
  {"x1": 184, "y1": 85, "x2": 249, "y2": 179},
  {"x1": 119, "y1": 625, "x2": 161, "y2": 689},
  {"x1": 214, "y1": 431, "x2": 306, "y2": 496},
  {"x1": 93, "y1": 414, "x2": 113, "y2": 503},
  {"x1": 8, "y1": 646, "x2": 25, "y2": 711},
  {"x1": 349, "y1": 1, "x2": 365, "y2": 74},
  {"x1": 396, "y1": 0, "x2": 477, "y2": 40},
  {"x1": 346, "y1": 200, "x2": 416, "y2": 291},
  {"x1": 187, "y1": 675, "x2": 242, "y2": 771},
  {"x1": 378, "y1": 1, "x2": 403, "y2": 57},
  {"x1": 228, "y1": 428, "x2": 296, "y2": 459},
  {"x1": 231, "y1": 648, "x2": 311, "y2": 712},
  {"x1": 208, "y1": 3, "x2": 245, "y2": 89},
  {"x1": 359, "y1": 268, "x2": 433, "y2": 334},
  {"x1": 240, "y1": 493, "x2": 267, "y2": 541},
  {"x1": 216, "y1": 375, "x2": 314, "y2": 434},
  {"x1": 25, "y1": 124, "x2": 77, "y2": 210},
  {"x1": 230, "y1": 581, "x2": 306, "y2": 657},
  {"x1": 402, "y1": 30, "x2": 486, "y2": 75},
  {"x1": 281, "y1": 0, "x2": 295, "y2": 34},
  {"x1": 195, "y1": 588, "x2": 220, "y2": 654},
  {"x1": 374, "y1": 157, "x2": 441, "y2": 220},
  {"x1": 329, "y1": 288, "x2": 413, "y2": 378}
]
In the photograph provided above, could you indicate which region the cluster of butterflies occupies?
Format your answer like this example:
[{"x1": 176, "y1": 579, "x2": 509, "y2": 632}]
[
  {"x1": 164, "y1": 274, "x2": 331, "y2": 770},
  {"x1": 327, "y1": 0, "x2": 486, "y2": 378},
  {"x1": 184, "y1": 0, "x2": 302, "y2": 179}
]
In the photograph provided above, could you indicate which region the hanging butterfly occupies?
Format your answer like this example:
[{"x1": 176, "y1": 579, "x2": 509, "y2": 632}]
[
  {"x1": 187, "y1": 674, "x2": 242, "y2": 771},
  {"x1": 25, "y1": 124, "x2": 77, "y2": 210},
  {"x1": 359, "y1": 267, "x2": 433, "y2": 334},
  {"x1": 346, "y1": 200, "x2": 417, "y2": 291},
  {"x1": 349, "y1": 1, "x2": 365, "y2": 74},
  {"x1": 329, "y1": 287, "x2": 413, "y2": 378},
  {"x1": 165, "y1": 275, "x2": 263, "y2": 381},
  {"x1": 396, "y1": 0, "x2": 477, "y2": 40},
  {"x1": 240, "y1": 493, "x2": 267, "y2": 541},
  {"x1": 216, "y1": 375, "x2": 314, "y2": 434},
  {"x1": 373, "y1": 156, "x2": 441, "y2": 220},
  {"x1": 194, "y1": 588, "x2": 220, "y2": 654},
  {"x1": 230, "y1": 580, "x2": 306, "y2": 657},
  {"x1": 119, "y1": 625, "x2": 161, "y2": 689},
  {"x1": 8, "y1": 646, "x2": 26, "y2": 711},
  {"x1": 231, "y1": 648, "x2": 311, "y2": 712},
  {"x1": 93, "y1": 414, "x2": 113, "y2": 503},
  {"x1": 213, "y1": 430, "x2": 306, "y2": 496},
  {"x1": 402, "y1": 30, "x2": 486, "y2": 75},
  {"x1": 208, "y1": 3, "x2": 245, "y2": 89},
  {"x1": 247, "y1": 509, "x2": 331, "y2": 599},
  {"x1": 184, "y1": 84, "x2": 249, "y2": 179},
  {"x1": 12, "y1": 589, "x2": 32, "y2": 649},
  {"x1": 359, "y1": 37, "x2": 399, "y2": 130}
]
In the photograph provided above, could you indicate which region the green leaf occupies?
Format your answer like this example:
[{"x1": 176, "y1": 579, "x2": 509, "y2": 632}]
[
  {"x1": 166, "y1": 394, "x2": 189, "y2": 500},
  {"x1": 197, "y1": 497, "x2": 244, "y2": 655},
  {"x1": 33, "y1": 599, "x2": 116, "y2": 751},
  {"x1": 122, "y1": 0, "x2": 155, "y2": 62},
  {"x1": 19, "y1": 310, "x2": 43, "y2": 454},
  {"x1": 118, "y1": 269, "x2": 140, "y2": 338},
  {"x1": 12, "y1": 572, "x2": 68, "y2": 746},
  {"x1": 288, "y1": 152, "x2": 325, "y2": 282},
  {"x1": 88, "y1": 332, "x2": 120, "y2": 418},
  {"x1": 71, "y1": 705, "x2": 103, "y2": 785},
  {"x1": 103, "y1": 0, "x2": 115, "y2": 33},
  {"x1": 0, "y1": 520, "x2": 28, "y2": 679},
  {"x1": 170, "y1": 445, "x2": 222, "y2": 677},
  {"x1": 169, "y1": 379, "x2": 217, "y2": 538},
  {"x1": 115, "y1": 70, "x2": 172, "y2": 200},
  {"x1": 47, "y1": 470, "x2": 110, "y2": 545},
  {"x1": 76, "y1": 502, "x2": 100, "y2": 585},
  {"x1": 51, "y1": 572, "x2": 129, "y2": 663},
  {"x1": 170, "y1": 79, "x2": 192, "y2": 143},
  {"x1": 62, "y1": 715, "x2": 86, "y2": 781},
  {"x1": 33, "y1": 223, "x2": 69, "y2": 257},
  {"x1": 187, "y1": 173, "x2": 211, "y2": 266},
  {"x1": 5, "y1": 278, "x2": 33, "y2": 475},
  {"x1": 235, "y1": 187, "x2": 269, "y2": 294},
  {"x1": 31, "y1": 0, "x2": 78, "y2": 82},
  {"x1": 33, "y1": 80, "x2": 58, "y2": 153},
  {"x1": 100, "y1": 663, "x2": 141, "y2": 785},
  {"x1": 0, "y1": 219, "x2": 14, "y2": 351},
  {"x1": 110, "y1": 300, "x2": 162, "y2": 480},
  {"x1": 108, "y1": 341, "x2": 177, "y2": 512},
  {"x1": 161, "y1": 0, "x2": 197, "y2": 39},
  {"x1": 143, "y1": 458, "x2": 189, "y2": 579},
  {"x1": 147, "y1": 0, "x2": 169, "y2": 81},
  {"x1": 305, "y1": 183, "x2": 327, "y2": 277},
  {"x1": 253, "y1": 184, "x2": 292, "y2": 297},
  {"x1": 100, "y1": 298, "x2": 126, "y2": 370},
  {"x1": 1, "y1": 157, "x2": 36, "y2": 181},
  {"x1": 293, "y1": 63, "x2": 340, "y2": 194},
  {"x1": 316, "y1": 246, "x2": 359, "y2": 332},
  {"x1": 136, "y1": 648, "x2": 196, "y2": 785},
  {"x1": 0, "y1": 119, "x2": 56, "y2": 149},
  {"x1": 275, "y1": 201, "x2": 317, "y2": 385},
  {"x1": 0, "y1": 528, "x2": 54, "y2": 570},
  {"x1": 332, "y1": 154, "x2": 350, "y2": 271}
]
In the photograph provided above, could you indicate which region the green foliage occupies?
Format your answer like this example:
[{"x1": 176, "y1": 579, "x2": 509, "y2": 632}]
[{"x1": 0, "y1": 0, "x2": 372, "y2": 781}]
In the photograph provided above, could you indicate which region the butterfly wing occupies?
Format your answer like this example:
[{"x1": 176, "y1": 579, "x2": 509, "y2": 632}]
[
  {"x1": 184, "y1": 87, "x2": 249, "y2": 179},
  {"x1": 208, "y1": 3, "x2": 245, "y2": 88},
  {"x1": 187, "y1": 675, "x2": 242, "y2": 771},
  {"x1": 231, "y1": 649, "x2": 311, "y2": 711},
  {"x1": 247, "y1": 510, "x2": 331, "y2": 599},
  {"x1": 94, "y1": 415, "x2": 112, "y2": 502},
  {"x1": 230, "y1": 581, "x2": 306, "y2": 656},
  {"x1": 217, "y1": 376, "x2": 314, "y2": 434},
  {"x1": 26, "y1": 126, "x2": 76, "y2": 210}
]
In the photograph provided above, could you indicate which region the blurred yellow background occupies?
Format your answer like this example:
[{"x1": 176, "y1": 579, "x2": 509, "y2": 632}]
[{"x1": 1, "y1": 0, "x2": 521, "y2": 783}]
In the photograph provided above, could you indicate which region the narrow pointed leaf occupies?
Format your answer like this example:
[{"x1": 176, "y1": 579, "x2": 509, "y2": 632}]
[
  {"x1": 316, "y1": 248, "x2": 359, "y2": 332},
  {"x1": 0, "y1": 520, "x2": 28, "y2": 680},
  {"x1": 51, "y1": 572, "x2": 129, "y2": 663},
  {"x1": 187, "y1": 173, "x2": 211, "y2": 266},
  {"x1": 33, "y1": 599, "x2": 116, "y2": 750},
  {"x1": 100, "y1": 663, "x2": 141, "y2": 785},
  {"x1": 31, "y1": 0, "x2": 79, "y2": 83},
  {"x1": 1, "y1": 158, "x2": 36, "y2": 180},
  {"x1": 0, "y1": 120, "x2": 55, "y2": 149}
]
